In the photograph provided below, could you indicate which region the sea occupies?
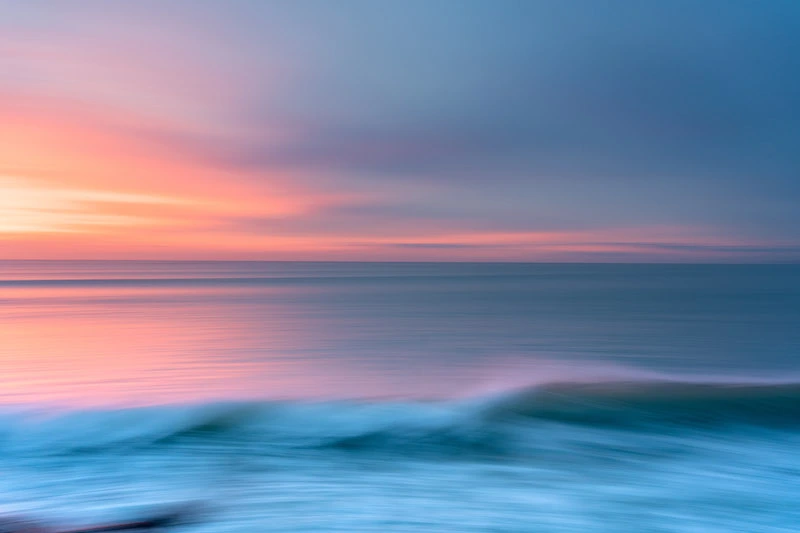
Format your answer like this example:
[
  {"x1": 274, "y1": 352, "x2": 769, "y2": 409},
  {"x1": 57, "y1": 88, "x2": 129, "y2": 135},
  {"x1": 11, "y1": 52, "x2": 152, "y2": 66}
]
[{"x1": 0, "y1": 261, "x2": 798, "y2": 532}]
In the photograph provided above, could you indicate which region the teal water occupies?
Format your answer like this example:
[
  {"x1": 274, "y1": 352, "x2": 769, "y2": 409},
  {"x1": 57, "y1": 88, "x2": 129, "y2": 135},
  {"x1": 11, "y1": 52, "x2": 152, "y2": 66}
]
[{"x1": 0, "y1": 262, "x2": 799, "y2": 531}]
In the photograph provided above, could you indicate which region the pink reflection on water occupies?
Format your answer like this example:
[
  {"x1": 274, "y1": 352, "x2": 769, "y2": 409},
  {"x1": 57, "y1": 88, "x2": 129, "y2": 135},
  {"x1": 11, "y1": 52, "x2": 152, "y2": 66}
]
[{"x1": 0, "y1": 284, "x2": 357, "y2": 407}]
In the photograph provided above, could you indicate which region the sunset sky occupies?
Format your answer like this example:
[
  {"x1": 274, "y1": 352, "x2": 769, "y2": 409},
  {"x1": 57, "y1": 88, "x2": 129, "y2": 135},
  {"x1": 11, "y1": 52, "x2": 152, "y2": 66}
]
[{"x1": 2, "y1": 0, "x2": 799, "y2": 261}]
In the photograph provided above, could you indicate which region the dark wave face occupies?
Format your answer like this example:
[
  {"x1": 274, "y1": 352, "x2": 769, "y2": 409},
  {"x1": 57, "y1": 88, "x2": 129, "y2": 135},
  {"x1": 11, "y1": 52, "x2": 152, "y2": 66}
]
[
  {"x1": 2, "y1": 380, "x2": 798, "y2": 460},
  {"x1": 487, "y1": 381, "x2": 800, "y2": 429}
]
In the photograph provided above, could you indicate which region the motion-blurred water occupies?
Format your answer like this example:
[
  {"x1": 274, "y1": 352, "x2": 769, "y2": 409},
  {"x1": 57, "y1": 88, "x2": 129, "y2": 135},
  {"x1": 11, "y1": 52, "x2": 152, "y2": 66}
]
[{"x1": 1, "y1": 261, "x2": 799, "y2": 531}]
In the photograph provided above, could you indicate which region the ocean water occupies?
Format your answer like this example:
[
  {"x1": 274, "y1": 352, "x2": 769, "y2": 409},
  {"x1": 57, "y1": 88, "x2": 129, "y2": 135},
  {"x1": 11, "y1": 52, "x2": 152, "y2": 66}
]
[{"x1": 0, "y1": 261, "x2": 799, "y2": 532}]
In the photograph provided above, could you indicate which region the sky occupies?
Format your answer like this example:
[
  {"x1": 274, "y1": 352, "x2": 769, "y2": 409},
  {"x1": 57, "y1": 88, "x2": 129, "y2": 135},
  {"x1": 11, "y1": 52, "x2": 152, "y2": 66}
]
[{"x1": 1, "y1": 0, "x2": 799, "y2": 262}]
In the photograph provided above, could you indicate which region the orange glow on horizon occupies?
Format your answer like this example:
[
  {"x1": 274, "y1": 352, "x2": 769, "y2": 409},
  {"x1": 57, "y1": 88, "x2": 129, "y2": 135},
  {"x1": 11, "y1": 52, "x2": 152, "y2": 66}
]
[
  {"x1": 0, "y1": 95, "x2": 366, "y2": 258},
  {"x1": 0, "y1": 92, "x2": 762, "y2": 261}
]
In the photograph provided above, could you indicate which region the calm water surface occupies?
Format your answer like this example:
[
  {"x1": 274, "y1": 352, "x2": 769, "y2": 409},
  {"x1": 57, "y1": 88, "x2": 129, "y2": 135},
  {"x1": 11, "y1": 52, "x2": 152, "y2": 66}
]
[{"x1": 1, "y1": 261, "x2": 799, "y2": 404}]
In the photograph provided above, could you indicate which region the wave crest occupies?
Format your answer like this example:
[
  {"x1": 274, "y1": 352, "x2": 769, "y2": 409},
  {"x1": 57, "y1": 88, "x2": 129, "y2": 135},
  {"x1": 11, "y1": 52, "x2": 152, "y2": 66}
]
[{"x1": 2, "y1": 380, "x2": 799, "y2": 458}]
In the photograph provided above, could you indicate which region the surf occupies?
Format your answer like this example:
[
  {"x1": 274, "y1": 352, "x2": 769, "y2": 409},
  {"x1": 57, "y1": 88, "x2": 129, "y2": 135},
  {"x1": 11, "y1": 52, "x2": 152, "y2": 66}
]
[{"x1": 2, "y1": 379, "x2": 798, "y2": 461}]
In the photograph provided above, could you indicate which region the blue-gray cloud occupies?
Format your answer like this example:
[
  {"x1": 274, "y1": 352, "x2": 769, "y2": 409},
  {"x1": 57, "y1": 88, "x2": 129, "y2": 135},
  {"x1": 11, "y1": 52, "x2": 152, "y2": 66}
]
[
  {"x1": 213, "y1": 0, "x2": 800, "y2": 183},
  {"x1": 190, "y1": 0, "x2": 800, "y2": 244}
]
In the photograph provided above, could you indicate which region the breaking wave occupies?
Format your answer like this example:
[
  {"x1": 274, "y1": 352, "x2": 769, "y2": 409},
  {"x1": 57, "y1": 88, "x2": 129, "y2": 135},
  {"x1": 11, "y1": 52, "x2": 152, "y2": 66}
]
[{"x1": 1, "y1": 379, "x2": 798, "y2": 459}]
